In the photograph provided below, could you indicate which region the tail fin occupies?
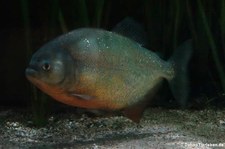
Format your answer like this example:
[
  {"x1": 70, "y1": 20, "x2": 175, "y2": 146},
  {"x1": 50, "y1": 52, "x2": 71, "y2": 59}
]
[{"x1": 169, "y1": 40, "x2": 193, "y2": 107}]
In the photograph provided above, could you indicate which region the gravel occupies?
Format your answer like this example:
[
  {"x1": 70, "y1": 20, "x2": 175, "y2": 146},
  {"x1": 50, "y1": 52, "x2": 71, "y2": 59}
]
[{"x1": 0, "y1": 108, "x2": 224, "y2": 149}]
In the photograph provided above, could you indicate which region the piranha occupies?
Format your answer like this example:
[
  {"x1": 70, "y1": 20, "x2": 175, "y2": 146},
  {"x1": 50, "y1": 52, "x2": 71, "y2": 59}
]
[{"x1": 26, "y1": 24, "x2": 192, "y2": 122}]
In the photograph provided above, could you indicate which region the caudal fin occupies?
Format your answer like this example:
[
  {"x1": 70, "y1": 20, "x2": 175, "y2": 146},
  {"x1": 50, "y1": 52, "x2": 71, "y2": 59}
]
[{"x1": 169, "y1": 40, "x2": 193, "y2": 107}]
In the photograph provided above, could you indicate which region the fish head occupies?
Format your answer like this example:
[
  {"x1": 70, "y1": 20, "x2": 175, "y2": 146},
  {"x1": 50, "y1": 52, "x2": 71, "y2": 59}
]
[{"x1": 25, "y1": 44, "x2": 75, "y2": 89}]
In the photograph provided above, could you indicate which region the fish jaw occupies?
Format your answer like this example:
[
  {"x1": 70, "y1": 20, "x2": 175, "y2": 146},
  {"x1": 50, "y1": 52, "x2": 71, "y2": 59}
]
[{"x1": 25, "y1": 67, "x2": 39, "y2": 79}]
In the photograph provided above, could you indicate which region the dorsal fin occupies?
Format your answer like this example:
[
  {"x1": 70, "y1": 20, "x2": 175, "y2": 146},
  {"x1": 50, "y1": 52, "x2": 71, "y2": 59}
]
[{"x1": 112, "y1": 17, "x2": 148, "y2": 46}]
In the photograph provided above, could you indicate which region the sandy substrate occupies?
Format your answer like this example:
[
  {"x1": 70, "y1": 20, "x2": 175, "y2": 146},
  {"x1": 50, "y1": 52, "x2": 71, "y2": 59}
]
[{"x1": 0, "y1": 108, "x2": 224, "y2": 149}]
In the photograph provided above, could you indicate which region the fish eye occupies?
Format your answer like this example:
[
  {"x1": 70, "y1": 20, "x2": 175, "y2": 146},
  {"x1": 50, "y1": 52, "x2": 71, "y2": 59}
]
[{"x1": 42, "y1": 63, "x2": 51, "y2": 71}]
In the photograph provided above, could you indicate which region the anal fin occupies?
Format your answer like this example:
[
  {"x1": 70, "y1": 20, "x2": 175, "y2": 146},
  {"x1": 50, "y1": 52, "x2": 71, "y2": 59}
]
[
  {"x1": 122, "y1": 105, "x2": 145, "y2": 123},
  {"x1": 123, "y1": 82, "x2": 163, "y2": 123}
]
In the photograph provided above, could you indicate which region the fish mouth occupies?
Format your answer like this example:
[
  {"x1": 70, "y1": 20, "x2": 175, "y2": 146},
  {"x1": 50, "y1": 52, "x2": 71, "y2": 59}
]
[{"x1": 25, "y1": 66, "x2": 39, "y2": 79}]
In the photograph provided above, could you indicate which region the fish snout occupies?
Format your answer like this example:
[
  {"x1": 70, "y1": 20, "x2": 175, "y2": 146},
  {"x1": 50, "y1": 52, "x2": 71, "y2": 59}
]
[{"x1": 25, "y1": 65, "x2": 39, "y2": 78}]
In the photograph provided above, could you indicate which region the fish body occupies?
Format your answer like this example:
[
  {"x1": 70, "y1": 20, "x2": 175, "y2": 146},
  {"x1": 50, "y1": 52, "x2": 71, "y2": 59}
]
[{"x1": 26, "y1": 28, "x2": 192, "y2": 122}]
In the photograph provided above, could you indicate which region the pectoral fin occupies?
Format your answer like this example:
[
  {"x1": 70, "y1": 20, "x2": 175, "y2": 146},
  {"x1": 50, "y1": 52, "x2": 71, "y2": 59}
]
[{"x1": 70, "y1": 93, "x2": 94, "y2": 100}]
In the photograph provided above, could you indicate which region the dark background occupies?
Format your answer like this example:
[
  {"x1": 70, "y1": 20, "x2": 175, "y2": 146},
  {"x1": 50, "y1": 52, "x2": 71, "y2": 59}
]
[{"x1": 0, "y1": 0, "x2": 225, "y2": 113}]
